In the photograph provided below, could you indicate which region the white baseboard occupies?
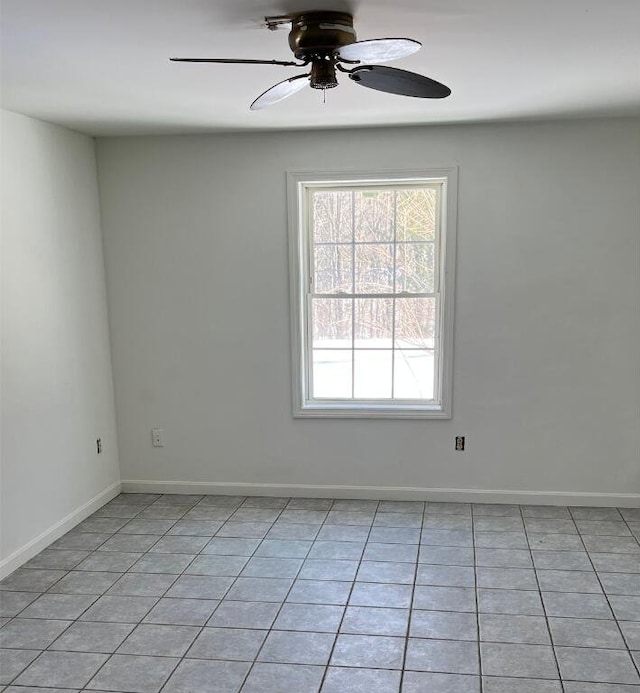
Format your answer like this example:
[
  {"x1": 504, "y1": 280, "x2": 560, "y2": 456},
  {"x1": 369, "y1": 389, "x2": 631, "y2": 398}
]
[
  {"x1": 120, "y1": 480, "x2": 640, "y2": 508},
  {"x1": 0, "y1": 481, "x2": 122, "y2": 580}
]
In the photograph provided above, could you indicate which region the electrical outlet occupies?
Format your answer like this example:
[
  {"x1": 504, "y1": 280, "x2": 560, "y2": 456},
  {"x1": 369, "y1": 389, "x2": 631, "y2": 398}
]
[
  {"x1": 152, "y1": 428, "x2": 164, "y2": 447},
  {"x1": 96, "y1": 438, "x2": 102, "y2": 454},
  {"x1": 455, "y1": 436, "x2": 465, "y2": 451}
]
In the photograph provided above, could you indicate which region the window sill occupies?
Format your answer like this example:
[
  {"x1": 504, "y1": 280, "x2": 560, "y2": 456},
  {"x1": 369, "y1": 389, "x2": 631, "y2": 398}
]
[{"x1": 294, "y1": 402, "x2": 451, "y2": 419}]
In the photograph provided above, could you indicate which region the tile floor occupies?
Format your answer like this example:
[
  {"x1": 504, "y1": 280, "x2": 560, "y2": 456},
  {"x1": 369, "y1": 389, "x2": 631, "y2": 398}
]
[{"x1": 1, "y1": 494, "x2": 639, "y2": 692}]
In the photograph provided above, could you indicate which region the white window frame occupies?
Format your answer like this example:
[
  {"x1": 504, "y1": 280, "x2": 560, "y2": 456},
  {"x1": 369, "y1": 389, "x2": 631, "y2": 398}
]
[{"x1": 287, "y1": 168, "x2": 457, "y2": 419}]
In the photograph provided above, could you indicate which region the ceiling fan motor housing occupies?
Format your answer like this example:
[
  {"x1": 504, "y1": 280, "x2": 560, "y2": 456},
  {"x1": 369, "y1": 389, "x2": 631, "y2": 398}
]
[{"x1": 288, "y1": 12, "x2": 357, "y2": 60}]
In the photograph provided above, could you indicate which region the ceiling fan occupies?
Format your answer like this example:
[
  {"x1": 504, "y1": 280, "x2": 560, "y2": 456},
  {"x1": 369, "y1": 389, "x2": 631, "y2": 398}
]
[{"x1": 170, "y1": 11, "x2": 451, "y2": 110}]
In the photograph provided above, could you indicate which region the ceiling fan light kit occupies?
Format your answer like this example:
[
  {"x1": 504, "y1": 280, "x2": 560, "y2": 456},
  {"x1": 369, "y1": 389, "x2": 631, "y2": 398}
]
[
  {"x1": 309, "y1": 57, "x2": 339, "y2": 90},
  {"x1": 170, "y1": 10, "x2": 451, "y2": 110}
]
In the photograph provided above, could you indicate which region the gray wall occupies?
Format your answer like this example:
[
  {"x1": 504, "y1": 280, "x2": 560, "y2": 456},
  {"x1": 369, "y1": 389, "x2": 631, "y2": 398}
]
[
  {"x1": 1, "y1": 110, "x2": 120, "y2": 571},
  {"x1": 96, "y1": 118, "x2": 640, "y2": 502}
]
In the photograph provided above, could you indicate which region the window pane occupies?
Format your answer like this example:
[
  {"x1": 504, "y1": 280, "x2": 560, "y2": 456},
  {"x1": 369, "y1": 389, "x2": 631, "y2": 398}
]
[
  {"x1": 355, "y1": 243, "x2": 394, "y2": 294},
  {"x1": 354, "y1": 350, "x2": 392, "y2": 399},
  {"x1": 312, "y1": 298, "x2": 352, "y2": 348},
  {"x1": 395, "y1": 297, "x2": 436, "y2": 349},
  {"x1": 313, "y1": 350, "x2": 352, "y2": 398},
  {"x1": 354, "y1": 298, "x2": 393, "y2": 349},
  {"x1": 301, "y1": 177, "x2": 451, "y2": 413},
  {"x1": 314, "y1": 245, "x2": 353, "y2": 294},
  {"x1": 313, "y1": 191, "x2": 352, "y2": 244},
  {"x1": 396, "y1": 242, "x2": 435, "y2": 293},
  {"x1": 396, "y1": 188, "x2": 437, "y2": 241},
  {"x1": 394, "y1": 350, "x2": 435, "y2": 399},
  {"x1": 354, "y1": 190, "x2": 394, "y2": 242}
]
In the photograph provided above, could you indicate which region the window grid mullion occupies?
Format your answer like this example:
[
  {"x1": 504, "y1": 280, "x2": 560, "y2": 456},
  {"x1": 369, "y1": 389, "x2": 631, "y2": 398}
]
[
  {"x1": 433, "y1": 186, "x2": 442, "y2": 401},
  {"x1": 314, "y1": 240, "x2": 436, "y2": 247},
  {"x1": 351, "y1": 189, "x2": 355, "y2": 399},
  {"x1": 309, "y1": 347, "x2": 435, "y2": 352},
  {"x1": 311, "y1": 293, "x2": 437, "y2": 299},
  {"x1": 306, "y1": 189, "x2": 315, "y2": 401},
  {"x1": 391, "y1": 189, "x2": 397, "y2": 399}
]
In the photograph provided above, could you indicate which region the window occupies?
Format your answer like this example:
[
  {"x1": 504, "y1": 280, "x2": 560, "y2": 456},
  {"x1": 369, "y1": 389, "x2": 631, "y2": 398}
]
[{"x1": 288, "y1": 169, "x2": 457, "y2": 418}]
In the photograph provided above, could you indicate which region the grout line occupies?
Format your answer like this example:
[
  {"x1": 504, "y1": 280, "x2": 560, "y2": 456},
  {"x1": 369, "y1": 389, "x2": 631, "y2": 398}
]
[
  {"x1": 317, "y1": 499, "x2": 380, "y2": 690},
  {"x1": 2, "y1": 629, "x2": 636, "y2": 654},
  {"x1": 398, "y1": 500, "x2": 426, "y2": 691},
  {"x1": 471, "y1": 503, "x2": 484, "y2": 693},
  {"x1": 518, "y1": 504, "x2": 566, "y2": 692}
]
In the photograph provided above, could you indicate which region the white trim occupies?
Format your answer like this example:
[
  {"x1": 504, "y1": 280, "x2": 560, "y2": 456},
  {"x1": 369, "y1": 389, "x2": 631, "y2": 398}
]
[
  {"x1": 120, "y1": 479, "x2": 640, "y2": 508},
  {"x1": 287, "y1": 167, "x2": 458, "y2": 420},
  {"x1": 291, "y1": 402, "x2": 451, "y2": 419},
  {"x1": 0, "y1": 481, "x2": 122, "y2": 579}
]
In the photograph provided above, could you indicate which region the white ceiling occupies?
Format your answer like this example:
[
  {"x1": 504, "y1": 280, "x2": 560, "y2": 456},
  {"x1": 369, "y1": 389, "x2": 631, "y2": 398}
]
[{"x1": 1, "y1": 0, "x2": 639, "y2": 135}]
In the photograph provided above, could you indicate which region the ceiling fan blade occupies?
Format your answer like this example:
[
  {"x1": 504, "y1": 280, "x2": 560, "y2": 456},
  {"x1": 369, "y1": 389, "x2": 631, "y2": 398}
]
[
  {"x1": 349, "y1": 65, "x2": 451, "y2": 98},
  {"x1": 337, "y1": 38, "x2": 421, "y2": 64},
  {"x1": 250, "y1": 74, "x2": 310, "y2": 110},
  {"x1": 170, "y1": 57, "x2": 301, "y2": 67}
]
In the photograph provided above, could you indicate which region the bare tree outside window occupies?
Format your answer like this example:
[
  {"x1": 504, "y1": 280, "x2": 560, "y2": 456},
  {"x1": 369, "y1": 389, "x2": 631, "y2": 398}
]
[{"x1": 310, "y1": 186, "x2": 440, "y2": 400}]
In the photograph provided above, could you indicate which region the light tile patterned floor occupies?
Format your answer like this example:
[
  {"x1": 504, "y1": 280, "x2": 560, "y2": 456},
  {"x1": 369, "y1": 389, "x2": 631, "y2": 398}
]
[{"x1": 1, "y1": 494, "x2": 639, "y2": 692}]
